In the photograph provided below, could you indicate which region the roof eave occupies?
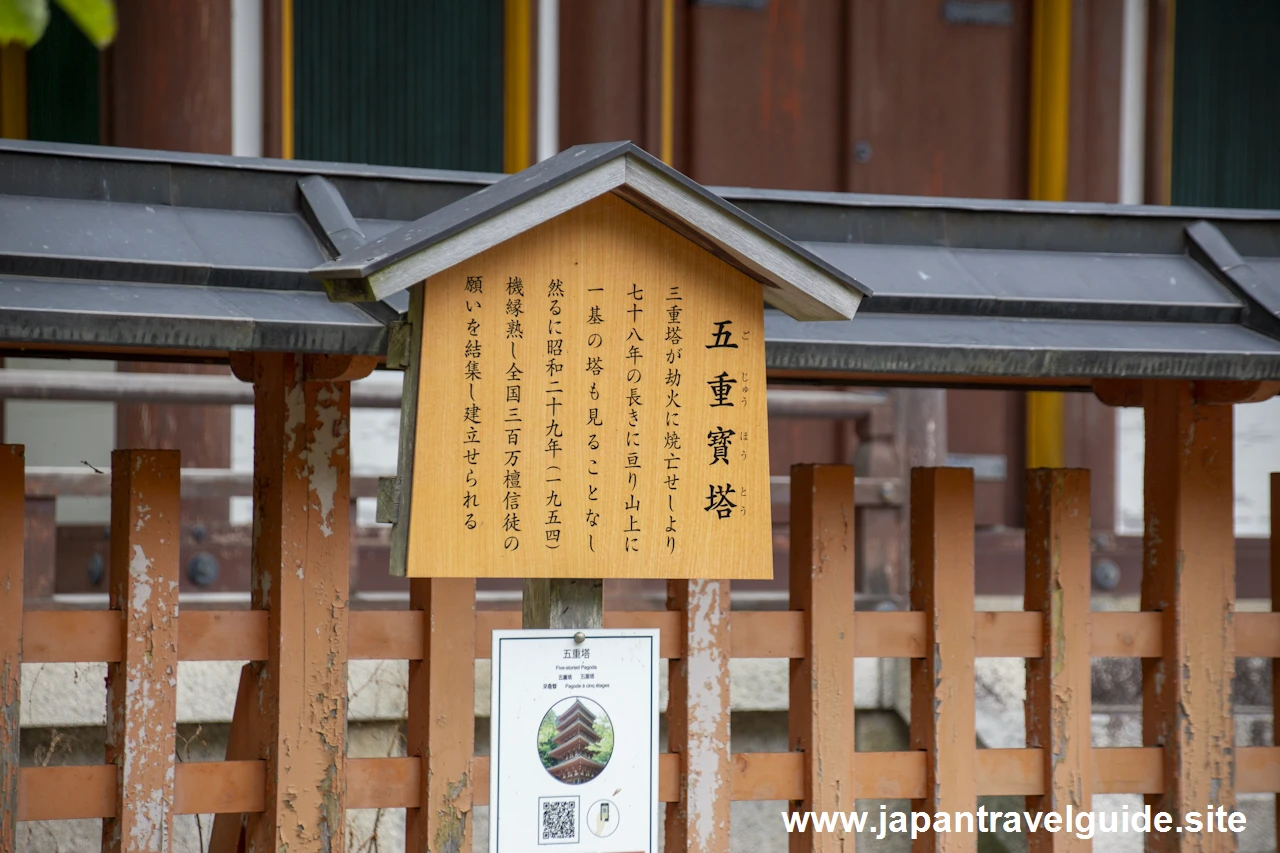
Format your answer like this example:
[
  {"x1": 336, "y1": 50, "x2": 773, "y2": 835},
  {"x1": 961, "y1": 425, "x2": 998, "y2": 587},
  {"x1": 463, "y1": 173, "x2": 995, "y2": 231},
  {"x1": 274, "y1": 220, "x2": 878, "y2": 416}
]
[{"x1": 312, "y1": 148, "x2": 868, "y2": 321}]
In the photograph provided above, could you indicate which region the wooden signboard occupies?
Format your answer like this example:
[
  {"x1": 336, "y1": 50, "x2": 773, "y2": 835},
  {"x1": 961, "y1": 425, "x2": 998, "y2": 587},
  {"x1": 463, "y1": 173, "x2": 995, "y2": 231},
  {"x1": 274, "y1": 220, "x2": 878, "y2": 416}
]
[{"x1": 403, "y1": 193, "x2": 771, "y2": 578}]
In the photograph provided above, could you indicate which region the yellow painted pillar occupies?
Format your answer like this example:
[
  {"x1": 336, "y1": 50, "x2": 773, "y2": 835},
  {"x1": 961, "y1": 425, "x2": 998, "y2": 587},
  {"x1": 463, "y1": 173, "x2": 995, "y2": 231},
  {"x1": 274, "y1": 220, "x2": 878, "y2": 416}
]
[
  {"x1": 1026, "y1": 0, "x2": 1072, "y2": 468},
  {"x1": 504, "y1": 0, "x2": 532, "y2": 173},
  {"x1": 281, "y1": 0, "x2": 294, "y2": 160}
]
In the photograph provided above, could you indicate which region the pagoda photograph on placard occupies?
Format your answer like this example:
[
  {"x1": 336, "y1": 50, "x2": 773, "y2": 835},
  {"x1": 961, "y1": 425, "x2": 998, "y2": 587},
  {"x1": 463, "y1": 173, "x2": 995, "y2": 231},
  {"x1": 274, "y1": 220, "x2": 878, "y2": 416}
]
[{"x1": 537, "y1": 697, "x2": 614, "y2": 785}]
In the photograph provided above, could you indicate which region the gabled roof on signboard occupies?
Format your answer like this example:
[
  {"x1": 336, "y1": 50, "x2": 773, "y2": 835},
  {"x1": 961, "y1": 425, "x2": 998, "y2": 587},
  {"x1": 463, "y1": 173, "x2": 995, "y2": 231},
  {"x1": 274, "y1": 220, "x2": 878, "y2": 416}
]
[{"x1": 310, "y1": 142, "x2": 870, "y2": 322}]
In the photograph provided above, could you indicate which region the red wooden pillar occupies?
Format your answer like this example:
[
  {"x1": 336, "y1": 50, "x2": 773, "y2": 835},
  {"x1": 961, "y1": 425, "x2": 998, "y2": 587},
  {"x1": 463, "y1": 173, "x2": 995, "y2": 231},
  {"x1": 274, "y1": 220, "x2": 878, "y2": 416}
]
[
  {"x1": 104, "y1": 450, "x2": 182, "y2": 853},
  {"x1": 108, "y1": 0, "x2": 234, "y2": 527},
  {"x1": 241, "y1": 353, "x2": 371, "y2": 853},
  {"x1": 0, "y1": 445, "x2": 23, "y2": 853},
  {"x1": 1024, "y1": 468, "x2": 1092, "y2": 853},
  {"x1": 1141, "y1": 381, "x2": 1235, "y2": 852},
  {"x1": 789, "y1": 464, "x2": 856, "y2": 853},
  {"x1": 910, "y1": 467, "x2": 976, "y2": 853},
  {"x1": 665, "y1": 578, "x2": 732, "y2": 853},
  {"x1": 406, "y1": 577, "x2": 476, "y2": 853}
]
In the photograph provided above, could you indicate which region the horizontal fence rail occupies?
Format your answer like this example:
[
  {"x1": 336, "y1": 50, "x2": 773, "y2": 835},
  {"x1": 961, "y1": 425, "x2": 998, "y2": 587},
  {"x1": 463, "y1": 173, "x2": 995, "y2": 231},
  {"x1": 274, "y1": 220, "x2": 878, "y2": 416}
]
[
  {"x1": 19, "y1": 609, "x2": 1280, "y2": 663},
  {"x1": 17, "y1": 747, "x2": 1280, "y2": 821}
]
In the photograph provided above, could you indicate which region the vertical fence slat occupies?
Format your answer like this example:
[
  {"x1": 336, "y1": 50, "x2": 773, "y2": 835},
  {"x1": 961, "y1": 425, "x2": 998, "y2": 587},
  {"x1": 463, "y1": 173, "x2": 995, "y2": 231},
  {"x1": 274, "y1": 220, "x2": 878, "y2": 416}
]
[
  {"x1": 0, "y1": 445, "x2": 23, "y2": 853},
  {"x1": 104, "y1": 450, "x2": 181, "y2": 853},
  {"x1": 1272, "y1": 471, "x2": 1278, "y2": 853},
  {"x1": 910, "y1": 466, "x2": 976, "y2": 853},
  {"x1": 1142, "y1": 380, "x2": 1235, "y2": 851},
  {"x1": 406, "y1": 577, "x2": 475, "y2": 853},
  {"x1": 1024, "y1": 469, "x2": 1091, "y2": 852},
  {"x1": 246, "y1": 354, "x2": 351, "y2": 853},
  {"x1": 666, "y1": 578, "x2": 731, "y2": 853},
  {"x1": 789, "y1": 464, "x2": 856, "y2": 853}
]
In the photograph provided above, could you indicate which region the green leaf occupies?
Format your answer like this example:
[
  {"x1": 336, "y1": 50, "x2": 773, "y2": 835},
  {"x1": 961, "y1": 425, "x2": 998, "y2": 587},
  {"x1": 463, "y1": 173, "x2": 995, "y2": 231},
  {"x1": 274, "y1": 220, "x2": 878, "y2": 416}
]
[
  {"x1": 53, "y1": 0, "x2": 114, "y2": 47},
  {"x1": 0, "y1": 0, "x2": 50, "y2": 47}
]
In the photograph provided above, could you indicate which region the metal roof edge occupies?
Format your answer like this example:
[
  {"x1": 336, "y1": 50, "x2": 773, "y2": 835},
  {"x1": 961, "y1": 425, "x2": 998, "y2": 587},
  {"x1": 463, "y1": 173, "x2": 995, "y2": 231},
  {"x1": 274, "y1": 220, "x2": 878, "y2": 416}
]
[
  {"x1": 0, "y1": 138, "x2": 502, "y2": 185},
  {"x1": 713, "y1": 184, "x2": 1280, "y2": 221}
]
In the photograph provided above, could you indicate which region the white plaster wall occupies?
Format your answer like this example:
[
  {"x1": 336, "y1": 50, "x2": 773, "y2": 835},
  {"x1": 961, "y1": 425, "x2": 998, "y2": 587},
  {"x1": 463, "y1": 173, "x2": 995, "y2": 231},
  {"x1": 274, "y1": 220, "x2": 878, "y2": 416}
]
[
  {"x1": 4, "y1": 357, "x2": 115, "y2": 525},
  {"x1": 1118, "y1": 398, "x2": 1280, "y2": 536},
  {"x1": 230, "y1": 370, "x2": 403, "y2": 526}
]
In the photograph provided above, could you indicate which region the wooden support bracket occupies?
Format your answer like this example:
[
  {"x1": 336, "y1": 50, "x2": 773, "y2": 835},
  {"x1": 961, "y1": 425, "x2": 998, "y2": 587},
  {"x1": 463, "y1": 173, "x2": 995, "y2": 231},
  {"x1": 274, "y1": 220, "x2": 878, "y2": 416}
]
[{"x1": 1094, "y1": 378, "x2": 1280, "y2": 407}]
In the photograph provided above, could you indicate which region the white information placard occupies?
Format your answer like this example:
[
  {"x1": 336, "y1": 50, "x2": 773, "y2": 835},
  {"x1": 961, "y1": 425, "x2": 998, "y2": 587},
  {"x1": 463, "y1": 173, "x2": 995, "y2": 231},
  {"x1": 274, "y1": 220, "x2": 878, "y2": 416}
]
[{"x1": 490, "y1": 629, "x2": 659, "y2": 853}]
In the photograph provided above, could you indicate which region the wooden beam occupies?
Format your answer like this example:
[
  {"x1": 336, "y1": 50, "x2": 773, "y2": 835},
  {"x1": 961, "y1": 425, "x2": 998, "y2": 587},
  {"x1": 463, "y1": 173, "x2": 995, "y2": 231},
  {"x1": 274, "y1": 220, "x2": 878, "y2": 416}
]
[
  {"x1": 788, "y1": 464, "x2": 856, "y2": 853},
  {"x1": 1025, "y1": 469, "x2": 1092, "y2": 853},
  {"x1": 1141, "y1": 380, "x2": 1235, "y2": 852},
  {"x1": 22, "y1": 606, "x2": 1277, "y2": 666},
  {"x1": 0, "y1": 446, "x2": 22, "y2": 853},
  {"x1": 16, "y1": 744, "x2": 1280, "y2": 821},
  {"x1": 665, "y1": 580, "x2": 731, "y2": 853},
  {"x1": 244, "y1": 354, "x2": 351, "y2": 853},
  {"x1": 910, "y1": 466, "x2": 977, "y2": 853},
  {"x1": 1095, "y1": 378, "x2": 1280, "y2": 407},
  {"x1": 406, "y1": 578, "x2": 475, "y2": 853},
  {"x1": 104, "y1": 450, "x2": 181, "y2": 853}
]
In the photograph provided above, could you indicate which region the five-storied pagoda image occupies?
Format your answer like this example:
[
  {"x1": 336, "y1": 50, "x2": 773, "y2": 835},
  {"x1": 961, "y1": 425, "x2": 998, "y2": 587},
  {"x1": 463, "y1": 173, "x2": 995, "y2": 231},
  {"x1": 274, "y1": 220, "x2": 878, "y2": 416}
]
[{"x1": 545, "y1": 700, "x2": 607, "y2": 784}]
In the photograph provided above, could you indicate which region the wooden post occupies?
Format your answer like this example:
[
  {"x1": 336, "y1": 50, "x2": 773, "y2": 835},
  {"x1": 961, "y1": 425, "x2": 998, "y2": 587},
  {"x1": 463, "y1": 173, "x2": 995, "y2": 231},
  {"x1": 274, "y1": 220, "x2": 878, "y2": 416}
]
[
  {"x1": 244, "y1": 354, "x2": 362, "y2": 853},
  {"x1": 909, "y1": 467, "x2": 976, "y2": 853},
  {"x1": 23, "y1": 496, "x2": 55, "y2": 600},
  {"x1": 104, "y1": 450, "x2": 182, "y2": 853},
  {"x1": 788, "y1": 464, "x2": 856, "y2": 853},
  {"x1": 522, "y1": 579, "x2": 604, "y2": 629},
  {"x1": 406, "y1": 578, "x2": 476, "y2": 853},
  {"x1": 665, "y1": 579, "x2": 731, "y2": 853},
  {"x1": 1141, "y1": 381, "x2": 1235, "y2": 851},
  {"x1": 1024, "y1": 469, "x2": 1091, "y2": 853},
  {"x1": 0, "y1": 445, "x2": 23, "y2": 853},
  {"x1": 1273, "y1": 472, "x2": 1279, "y2": 853},
  {"x1": 855, "y1": 400, "x2": 902, "y2": 596},
  {"x1": 896, "y1": 389, "x2": 947, "y2": 597}
]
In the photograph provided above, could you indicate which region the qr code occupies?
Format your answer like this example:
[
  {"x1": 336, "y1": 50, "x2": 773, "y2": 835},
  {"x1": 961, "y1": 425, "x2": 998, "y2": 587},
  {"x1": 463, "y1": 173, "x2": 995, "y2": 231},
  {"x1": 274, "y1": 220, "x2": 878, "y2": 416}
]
[{"x1": 539, "y1": 796, "x2": 579, "y2": 844}]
